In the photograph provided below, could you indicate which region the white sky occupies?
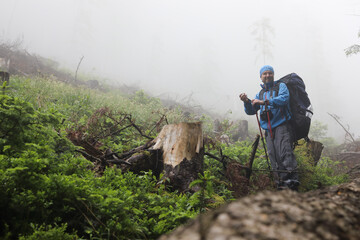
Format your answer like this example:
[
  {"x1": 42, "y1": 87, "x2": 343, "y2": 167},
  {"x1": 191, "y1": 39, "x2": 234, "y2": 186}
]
[{"x1": 1, "y1": 0, "x2": 360, "y2": 140}]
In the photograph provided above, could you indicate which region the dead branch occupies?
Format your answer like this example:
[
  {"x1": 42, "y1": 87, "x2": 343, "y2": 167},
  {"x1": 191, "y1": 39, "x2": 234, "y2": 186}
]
[
  {"x1": 75, "y1": 55, "x2": 84, "y2": 82},
  {"x1": 205, "y1": 146, "x2": 237, "y2": 170},
  {"x1": 148, "y1": 114, "x2": 169, "y2": 135},
  {"x1": 76, "y1": 149, "x2": 101, "y2": 163},
  {"x1": 107, "y1": 158, "x2": 132, "y2": 165},
  {"x1": 116, "y1": 140, "x2": 155, "y2": 159},
  {"x1": 94, "y1": 123, "x2": 133, "y2": 142},
  {"x1": 103, "y1": 112, "x2": 129, "y2": 126},
  {"x1": 105, "y1": 149, "x2": 132, "y2": 166},
  {"x1": 246, "y1": 134, "x2": 260, "y2": 179},
  {"x1": 126, "y1": 116, "x2": 153, "y2": 140},
  {"x1": 131, "y1": 122, "x2": 153, "y2": 139},
  {"x1": 328, "y1": 112, "x2": 356, "y2": 143},
  {"x1": 204, "y1": 152, "x2": 223, "y2": 163},
  {"x1": 204, "y1": 151, "x2": 228, "y2": 171}
]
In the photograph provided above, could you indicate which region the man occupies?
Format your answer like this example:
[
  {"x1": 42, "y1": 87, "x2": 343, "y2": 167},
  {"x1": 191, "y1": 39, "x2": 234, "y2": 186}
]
[{"x1": 239, "y1": 65, "x2": 299, "y2": 190}]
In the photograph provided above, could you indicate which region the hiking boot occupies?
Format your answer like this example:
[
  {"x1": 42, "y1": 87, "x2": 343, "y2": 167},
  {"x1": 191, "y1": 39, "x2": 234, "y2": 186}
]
[
  {"x1": 276, "y1": 182, "x2": 288, "y2": 191},
  {"x1": 283, "y1": 179, "x2": 300, "y2": 191},
  {"x1": 277, "y1": 180, "x2": 300, "y2": 191}
]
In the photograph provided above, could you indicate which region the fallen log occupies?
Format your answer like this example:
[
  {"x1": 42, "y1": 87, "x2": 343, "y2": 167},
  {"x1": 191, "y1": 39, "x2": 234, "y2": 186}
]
[{"x1": 159, "y1": 177, "x2": 360, "y2": 240}]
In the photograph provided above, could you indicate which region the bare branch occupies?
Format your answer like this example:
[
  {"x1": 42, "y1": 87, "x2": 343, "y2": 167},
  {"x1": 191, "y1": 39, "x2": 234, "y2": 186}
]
[
  {"x1": 116, "y1": 140, "x2": 155, "y2": 159},
  {"x1": 76, "y1": 149, "x2": 101, "y2": 163},
  {"x1": 126, "y1": 116, "x2": 153, "y2": 140},
  {"x1": 75, "y1": 55, "x2": 84, "y2": 82},
  {"x1": 246, "y1": 135, "x2": 260, "y2": 179},
  {"x1": 204, "y1": 152, "x2": 223, "y2": 163},
  {"x1": 328, "y1": 112, "x2": 356, "y2": 143}
]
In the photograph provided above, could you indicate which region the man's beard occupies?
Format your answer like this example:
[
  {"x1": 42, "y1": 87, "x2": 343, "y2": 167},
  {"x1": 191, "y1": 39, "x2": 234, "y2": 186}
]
[{"x1": 264, "y1": 77, "x2": 273, "y2": 83}]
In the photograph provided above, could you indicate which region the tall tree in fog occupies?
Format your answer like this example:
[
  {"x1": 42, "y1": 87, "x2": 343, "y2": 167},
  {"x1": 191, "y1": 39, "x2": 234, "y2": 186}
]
[
  {"x1": 345, "y1": 29, "x2": 360, "y2": 56},
  {"x1": 250, "y1": 18, "x2": 275, "y2": 64}
]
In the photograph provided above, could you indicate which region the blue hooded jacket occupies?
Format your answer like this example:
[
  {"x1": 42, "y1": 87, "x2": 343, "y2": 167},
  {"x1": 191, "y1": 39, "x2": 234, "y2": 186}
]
[{"x1": 244, "y1": 82, "x2": 292, "y2": 130}]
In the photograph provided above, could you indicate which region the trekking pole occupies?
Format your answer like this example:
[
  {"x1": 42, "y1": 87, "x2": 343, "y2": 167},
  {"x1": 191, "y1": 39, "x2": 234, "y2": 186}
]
[
  {"x1": 264, "y1": 101, "x2": 274, "y2": 139},
  {"x1": 256, "y1": 112, "x2": 271, "y2": 172}
]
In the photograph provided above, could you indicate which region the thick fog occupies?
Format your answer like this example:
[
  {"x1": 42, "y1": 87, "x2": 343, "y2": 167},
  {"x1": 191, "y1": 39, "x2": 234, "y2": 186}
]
[{"x1": 1, "y1": 0, "x2": 359, "y2": 140}]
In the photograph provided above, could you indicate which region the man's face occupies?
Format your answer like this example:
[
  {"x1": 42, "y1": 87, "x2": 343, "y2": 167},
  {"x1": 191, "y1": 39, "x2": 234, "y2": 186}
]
[{"x1": 261, "y1": 70, "x2": 274, "y2": 84}]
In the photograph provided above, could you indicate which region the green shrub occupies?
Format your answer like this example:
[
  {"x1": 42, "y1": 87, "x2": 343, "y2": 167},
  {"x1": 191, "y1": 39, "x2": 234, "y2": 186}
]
[
  {"x1": 0, "y1": 93, "x2": 203, "y2": 239},
  {"x1": 19, "y1": 224, "x2": 78, "y2": 240},
  {"x1": 294, "y1": 142, "x2": 348, "y2": 191}
]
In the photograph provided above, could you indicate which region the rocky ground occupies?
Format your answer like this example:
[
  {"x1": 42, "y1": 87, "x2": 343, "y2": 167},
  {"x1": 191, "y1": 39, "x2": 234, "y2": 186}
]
[{"x1": 159, "y1": 167, "x2": 360, "y2": 240}]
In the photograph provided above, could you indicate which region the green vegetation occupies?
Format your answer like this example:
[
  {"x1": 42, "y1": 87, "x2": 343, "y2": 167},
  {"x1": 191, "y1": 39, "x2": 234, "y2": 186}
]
[
  {"x1": 0, "y1": 76, "x2": 348, "y2": 239},
  {"x1": 294, "y1": 141, "x2": 348, "y2": 191}
]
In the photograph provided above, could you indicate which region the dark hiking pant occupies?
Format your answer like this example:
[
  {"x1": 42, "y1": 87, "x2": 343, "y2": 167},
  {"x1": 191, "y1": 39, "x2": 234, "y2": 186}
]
[{"x1": 265, "y1": 123, "x2": 298, "y2": 185}]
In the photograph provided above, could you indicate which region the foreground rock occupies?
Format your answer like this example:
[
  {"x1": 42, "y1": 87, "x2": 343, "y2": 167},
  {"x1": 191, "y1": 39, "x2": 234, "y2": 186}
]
[{"x1": 159, "y1": 178, "x2": 360, "y2": 240}]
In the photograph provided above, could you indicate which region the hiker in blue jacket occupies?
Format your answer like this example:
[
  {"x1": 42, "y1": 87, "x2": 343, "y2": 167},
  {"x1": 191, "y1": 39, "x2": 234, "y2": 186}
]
[{"x1": 239, "y1": 65, "x2": 299, "y2": 191}]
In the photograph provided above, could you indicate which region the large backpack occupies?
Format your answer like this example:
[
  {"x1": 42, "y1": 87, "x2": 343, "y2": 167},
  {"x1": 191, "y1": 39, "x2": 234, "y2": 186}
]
[{"x1": 260, "y1": 73, "x2": 313, "y2": 142}]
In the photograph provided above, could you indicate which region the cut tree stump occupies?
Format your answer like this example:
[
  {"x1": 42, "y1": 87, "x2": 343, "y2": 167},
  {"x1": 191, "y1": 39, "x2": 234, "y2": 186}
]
[
  {"x1": 307, "y1": 140, "x2": 324, "y2": 166},
  {"x1": 152, "y1": 122, "x2": 204, "y2": 192},
  {"x1": 231, "y1": 120, "x2": 249, "y2": 142}
]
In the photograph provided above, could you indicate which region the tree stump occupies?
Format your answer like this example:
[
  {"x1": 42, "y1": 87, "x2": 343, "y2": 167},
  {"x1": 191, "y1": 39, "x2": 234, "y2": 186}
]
[
  {"x1": 307, "y1": 140, "x2": 324, "y2": 166},
  {"x1": 0, "y1": 58, "x2": 10, "y2": 88},
  {"x1": 0, "y1": 72, "x2": 9, "y2": 83},
  {"x1": 231, "y1": 120, "x2": 249, "y2": 142},
  {"x1": 152, "y1": 122, "x2": 204, "y2": 192}
]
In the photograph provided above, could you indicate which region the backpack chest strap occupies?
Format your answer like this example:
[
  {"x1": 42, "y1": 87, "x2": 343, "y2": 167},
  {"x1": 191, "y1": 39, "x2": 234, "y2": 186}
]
[{"x1": 259, "y1": 83, "x2": 280, "y2": 101}]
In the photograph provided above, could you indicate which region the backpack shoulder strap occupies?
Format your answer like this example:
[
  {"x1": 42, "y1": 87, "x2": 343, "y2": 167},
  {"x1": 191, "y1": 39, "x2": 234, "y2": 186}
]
[
  {"x1": 259, "y1": 89, "x2": 265, "y2": 100},
  {"x1": 271, "y1": 82, "x2": 280, "y2": 97},
  {"x1": 259, "y1": 82, "x2": 281, "y2": 100}
]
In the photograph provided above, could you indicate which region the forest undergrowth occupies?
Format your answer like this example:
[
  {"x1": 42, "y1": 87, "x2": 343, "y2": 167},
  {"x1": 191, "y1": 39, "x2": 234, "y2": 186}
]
[{"x1": 0, "y1": 76, "x2": 348, "y2": 239}]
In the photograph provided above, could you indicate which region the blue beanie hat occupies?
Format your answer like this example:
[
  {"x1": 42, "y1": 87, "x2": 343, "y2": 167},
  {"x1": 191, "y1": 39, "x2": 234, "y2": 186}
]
[{"x1": 260, "y1": 65, "x2": 274, "y2": 77}]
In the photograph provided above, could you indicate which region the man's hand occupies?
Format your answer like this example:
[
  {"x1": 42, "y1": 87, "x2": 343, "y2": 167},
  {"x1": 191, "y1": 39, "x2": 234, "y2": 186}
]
[
  {"x1": 251, "y1": 99, "x2": 266, "y2": 106},
  {"x1": 239, "y1": 93, "x2": 250, "y2": 103}
]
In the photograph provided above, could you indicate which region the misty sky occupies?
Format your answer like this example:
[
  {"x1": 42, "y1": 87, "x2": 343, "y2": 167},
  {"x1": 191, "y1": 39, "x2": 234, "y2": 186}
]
[{"x1": 1, "y1": 0, "x2": 359, "y2": 140}]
